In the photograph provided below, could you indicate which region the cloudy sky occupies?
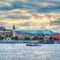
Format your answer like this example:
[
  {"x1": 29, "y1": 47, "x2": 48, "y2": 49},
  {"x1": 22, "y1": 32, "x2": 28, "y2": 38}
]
[{"x1": 0, "y1": 0, "x2": 60, "y2": 32}]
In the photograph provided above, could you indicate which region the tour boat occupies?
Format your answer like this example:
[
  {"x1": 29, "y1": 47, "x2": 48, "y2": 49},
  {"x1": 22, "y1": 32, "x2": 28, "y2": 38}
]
[{"x1": 26, "y1": 42, "x2": 41, "y2": 46}]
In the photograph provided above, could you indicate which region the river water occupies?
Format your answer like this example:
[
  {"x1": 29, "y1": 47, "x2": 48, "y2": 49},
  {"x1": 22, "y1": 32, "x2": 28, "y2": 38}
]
[{"x1": 0, "y1": 44, "x2": 60, "y2": 60}]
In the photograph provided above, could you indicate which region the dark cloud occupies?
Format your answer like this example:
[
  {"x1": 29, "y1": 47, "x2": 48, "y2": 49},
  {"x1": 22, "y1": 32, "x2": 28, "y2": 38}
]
[
  {"x1": 11, "y1": 1, "x2": 40, "y2": 11},
  {"x1": 50, "y1": 20, "x2": 60, "y2": 25},
  {"x1": 12, "y1": 1, "x2": 25, "y2": 9},
  {"x1": 0, "y1": 0, "x2": 60, "y2": 12},
  {"x1": 11, "y1": 1, "x2": 60, "y2": 12},
  {"x1": 37, "y1": 6, "x2": 60, "y2": 12},
  {"x1": 0, "y1": 6, "x2": 13, "y2": 11},
  {"x1": 6, "y1": 15, "x2": 30, "y2": 19},
  {"x1": 17, "y1": 22, "x2": 36, "y2": 27}
]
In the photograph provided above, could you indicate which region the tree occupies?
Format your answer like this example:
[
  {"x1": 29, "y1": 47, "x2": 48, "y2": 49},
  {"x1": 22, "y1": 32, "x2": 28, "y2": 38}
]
[
  {"x1": 11, "y1": 36, "x2": 19, "y2": 40},
  {"x1": 53, "y1": 37, "x2": 59, "y2": 40},
  {"x1": 38, "y1": 37, "x2": 44, "y2": 40},
  {"x1": 50, "y1": 37, "x2": 52, "y2": 40},
  {"x1": 32, "y1": 36, "x2": 43, "y2": 40},
  {"x1": 24, "y1": 36, "x2": 30, "y2": 40},
  {"x1": 32, "y1": 36, "x2": 38, "y2": 40},
  {"x1": 0, "y1": 35, "x2": 4, "y2": 40}
]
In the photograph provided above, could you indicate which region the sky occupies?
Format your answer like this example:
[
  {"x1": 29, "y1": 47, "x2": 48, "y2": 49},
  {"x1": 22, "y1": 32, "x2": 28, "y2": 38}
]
[{"x1": 0, "y1": 0, "x2": 60, "y2": 32}]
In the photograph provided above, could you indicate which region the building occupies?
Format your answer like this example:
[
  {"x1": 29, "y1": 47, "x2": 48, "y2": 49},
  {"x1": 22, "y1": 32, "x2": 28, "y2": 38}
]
[
  {"x1": 0, "y1": 25, "x2": 16, "y2": 40},
  {"x1": 0, "y1": 26, "x2": 13, "y2": 37},
  {"x1": 12, "y1": 25, "x2": 16, "y2": 37},
  {"x1": 51, "y1": 33, "x2": 60, "y2": 40},
  {"x1": 44, "y1": 34, "x2": 51, "y2": 40}
]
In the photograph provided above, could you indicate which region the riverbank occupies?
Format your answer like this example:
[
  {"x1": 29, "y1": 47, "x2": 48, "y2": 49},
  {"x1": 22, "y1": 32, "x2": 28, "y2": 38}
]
[
  {"x1": 0, "y1": 40, "x2": 39, "y2": 44},
  {"x1": 0, "y1": 40, "x2": 59, "y2": 44}
]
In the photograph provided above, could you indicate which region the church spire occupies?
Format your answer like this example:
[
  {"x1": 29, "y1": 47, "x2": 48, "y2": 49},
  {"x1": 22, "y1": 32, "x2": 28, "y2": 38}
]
[
  {"x1": 12, "y1": 25, "x2": 16, "y2": 36},
  {"x1": 13, "y1": 25, "x2": 15, "y2": 30}
]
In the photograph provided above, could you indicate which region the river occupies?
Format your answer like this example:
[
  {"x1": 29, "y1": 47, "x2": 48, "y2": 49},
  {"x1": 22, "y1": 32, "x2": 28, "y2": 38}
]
[{"x1": 0, "y1": 44, "x2": 60, "y2": 60}]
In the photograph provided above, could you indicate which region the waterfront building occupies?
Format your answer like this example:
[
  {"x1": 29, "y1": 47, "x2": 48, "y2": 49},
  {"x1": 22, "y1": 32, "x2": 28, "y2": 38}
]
[
  {"x1": 0, "y1": 26, "x2": 13, "y2": 40},
  {"x1": 5, "y1": 30, "x2": 13, "y2": 40},
  {"x1": 51, "y1": 33, "x2": 60, "y2": 40},
  {"x1": 44, "y1": 34, "x2": 51, "y2": 40}
]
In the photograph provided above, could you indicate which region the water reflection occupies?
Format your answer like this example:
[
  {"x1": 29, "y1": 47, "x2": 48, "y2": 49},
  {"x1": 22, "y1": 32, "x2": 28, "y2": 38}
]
[{"x1": 0, "y1": 44, "x2": 60, "y2": 60}]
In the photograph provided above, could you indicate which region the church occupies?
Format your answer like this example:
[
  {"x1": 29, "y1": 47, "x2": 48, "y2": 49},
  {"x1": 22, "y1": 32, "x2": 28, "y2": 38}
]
[{"x1": 0, "y1": 25, "x2": 16, "y2": 40}]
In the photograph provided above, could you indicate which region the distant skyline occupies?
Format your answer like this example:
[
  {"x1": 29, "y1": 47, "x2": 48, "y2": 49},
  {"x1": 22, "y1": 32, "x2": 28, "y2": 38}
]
[{"x1": 0, "y1": 0, "x2": 60, "y2": 32}]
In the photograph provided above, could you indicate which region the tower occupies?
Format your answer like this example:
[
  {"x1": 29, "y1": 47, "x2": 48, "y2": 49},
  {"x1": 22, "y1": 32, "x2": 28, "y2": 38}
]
[{"x1": 12, "y1": 25, "x2": 16, "y2": 36}]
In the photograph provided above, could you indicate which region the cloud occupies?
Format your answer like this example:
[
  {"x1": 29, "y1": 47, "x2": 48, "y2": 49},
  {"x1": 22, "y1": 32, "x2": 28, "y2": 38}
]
[
  {"x1": 6, "y1": 15, "x2": 30, "y2": 19},
  {"x1": 0, "y1": 9, "x2": 32, "y2": 20},
  {"x1": 0, "y1": 22, "x2": 6, "y2": 25},
  {"x1": 0, "y1": 0, "x2": 60, "y2": 12},
  {"x1": 0, "y1": 0, "x2": 60, "y2": 32},
  {"x1": 50, "y1": 19, "x2": 60, "y2": 25},
  {"x1": 11, "y1": 0, "x2": 60, "y2": 12}
]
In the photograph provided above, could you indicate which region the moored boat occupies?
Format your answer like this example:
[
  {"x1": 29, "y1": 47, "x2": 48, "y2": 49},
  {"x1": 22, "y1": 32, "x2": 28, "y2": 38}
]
[{"x1": 26, "y1": 42, "x2": 41, "y2": 46}]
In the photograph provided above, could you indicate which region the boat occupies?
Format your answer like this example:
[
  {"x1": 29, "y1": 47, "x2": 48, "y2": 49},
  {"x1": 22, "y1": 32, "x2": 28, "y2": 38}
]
[{"x1": 26, "y1": 42, "x2": 41, "y2": 46}]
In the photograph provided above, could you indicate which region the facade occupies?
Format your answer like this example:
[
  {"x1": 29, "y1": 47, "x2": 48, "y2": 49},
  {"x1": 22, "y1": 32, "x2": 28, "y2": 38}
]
[
  {"x1": 0, "y1": 25, "x2": 16, "y2": 40},
  {"x1": 51, "y1": 33, "x2": 60, "y2": 40},
  {"x1": 44, "y1": 34, "x2": 51, "y2": 40}
]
